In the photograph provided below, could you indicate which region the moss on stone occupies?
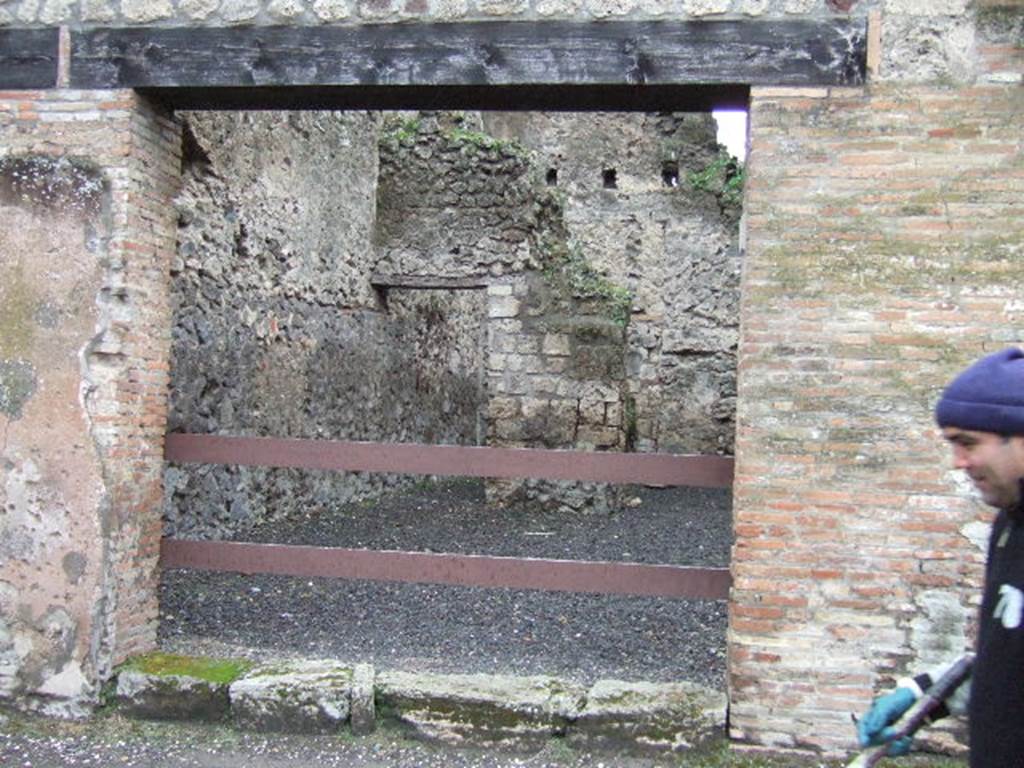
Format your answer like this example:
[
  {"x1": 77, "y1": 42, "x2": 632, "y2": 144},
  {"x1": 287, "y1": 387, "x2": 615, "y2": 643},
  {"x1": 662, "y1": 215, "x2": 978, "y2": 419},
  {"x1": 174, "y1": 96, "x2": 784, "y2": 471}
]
[
  {"x1": 541, "y1": 242, "x2": 633, "y2": 329},
  {"x1": 122, "y1": 652, "x2": 251, "y2": 685}
]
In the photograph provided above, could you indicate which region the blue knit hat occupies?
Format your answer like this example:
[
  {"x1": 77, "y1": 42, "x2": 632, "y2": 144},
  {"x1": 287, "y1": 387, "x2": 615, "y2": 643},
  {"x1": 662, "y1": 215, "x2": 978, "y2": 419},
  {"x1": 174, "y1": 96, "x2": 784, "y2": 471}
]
[{"x1": 935, "y1": 347, "x2": 1024, "y2": 435}]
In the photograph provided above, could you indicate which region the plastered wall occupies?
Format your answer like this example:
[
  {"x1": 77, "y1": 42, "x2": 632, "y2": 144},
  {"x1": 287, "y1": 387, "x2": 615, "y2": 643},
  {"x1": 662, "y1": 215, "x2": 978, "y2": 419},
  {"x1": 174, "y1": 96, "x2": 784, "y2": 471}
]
[{"x1": 0, "y1": 91, "x2": 180, "y2": 715}]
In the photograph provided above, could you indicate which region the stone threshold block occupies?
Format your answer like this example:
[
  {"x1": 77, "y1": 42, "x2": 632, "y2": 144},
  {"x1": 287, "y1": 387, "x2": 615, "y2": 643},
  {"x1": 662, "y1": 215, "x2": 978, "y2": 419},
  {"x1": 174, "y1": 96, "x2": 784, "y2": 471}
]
[
  {"x1": 113, "y1": 655, "x2": 727, "y2": 755},
  {"x1": 228, "y1": 660, "x2": 353, "y2": 734},
  {"x1": 375, "y1": 671, "x2": 586, "y2": 749},
  {"x1": 567, "y1": 679, "x2": 728, "y2": 755},
  {"x1": 113, "y1": 653, "x2": 252, "y2": 722}
]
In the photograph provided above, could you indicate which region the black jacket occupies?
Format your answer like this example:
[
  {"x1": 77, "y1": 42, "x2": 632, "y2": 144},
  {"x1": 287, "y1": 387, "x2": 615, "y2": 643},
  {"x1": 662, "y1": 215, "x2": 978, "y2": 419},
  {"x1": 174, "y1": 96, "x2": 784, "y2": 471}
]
[{"x1": 967, "y1": 491, "x2": 1024, "y2": 767}]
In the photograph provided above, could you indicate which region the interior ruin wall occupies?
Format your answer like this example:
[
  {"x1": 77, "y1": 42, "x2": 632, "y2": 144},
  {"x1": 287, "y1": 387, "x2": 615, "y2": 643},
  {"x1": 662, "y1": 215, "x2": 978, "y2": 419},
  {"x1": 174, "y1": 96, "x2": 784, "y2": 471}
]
[
  {"x1": 166, "y1": 108, "x2": 739, "y2": 533},
  {"x1": 166, "y1": 111, "x2": 492, "y2": 537},
  {"x1": 0, "y1": 0, "x2": 1022, "y2": 757}
]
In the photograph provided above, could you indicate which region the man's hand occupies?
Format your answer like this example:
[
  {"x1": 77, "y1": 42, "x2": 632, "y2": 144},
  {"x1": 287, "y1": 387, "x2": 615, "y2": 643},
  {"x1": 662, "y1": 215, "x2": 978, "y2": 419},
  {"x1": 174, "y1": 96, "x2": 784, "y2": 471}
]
[{"x1": 856, "y1": 687, "x2": 917, "y2": 756}]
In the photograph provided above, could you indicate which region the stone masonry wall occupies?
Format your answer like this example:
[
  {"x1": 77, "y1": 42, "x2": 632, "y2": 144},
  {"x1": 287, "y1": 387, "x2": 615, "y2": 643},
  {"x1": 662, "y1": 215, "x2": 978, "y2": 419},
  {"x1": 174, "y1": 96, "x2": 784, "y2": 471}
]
[
  {"x1": 376, "y1": 112, "x2": 738, "y2": 513},
  {"x1": 169, "y1": 109, "x2": 736, "y2": 531},
  {"x1": 166, "y1": 111, "x2": 487, "y2": 538},
  {"x1": 731, "y1": 77, "x2": 1023, "y2": 752},
  {"x1": 482, "y1": 112, "x2": 741, "y2": 455},
  {"x1": 0, "y1": 90, "x2": 179, "y2": 714}
]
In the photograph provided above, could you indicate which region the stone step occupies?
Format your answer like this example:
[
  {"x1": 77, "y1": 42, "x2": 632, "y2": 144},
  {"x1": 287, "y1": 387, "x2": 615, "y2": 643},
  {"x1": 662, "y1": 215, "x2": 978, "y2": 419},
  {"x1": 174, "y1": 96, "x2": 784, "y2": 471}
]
[{"x1": 113, "y1": 653, "x2": 726, "y2": 756}]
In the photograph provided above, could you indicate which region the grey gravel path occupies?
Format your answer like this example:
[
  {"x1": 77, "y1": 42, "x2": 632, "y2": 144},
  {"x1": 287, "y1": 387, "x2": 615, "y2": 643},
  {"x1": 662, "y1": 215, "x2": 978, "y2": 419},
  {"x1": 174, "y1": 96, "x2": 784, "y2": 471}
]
[
  {"x1": 0, "y1": 712, "x2": 670, "y2": 768},
  {"x1": 159, "y1": 480, "x2": 731, "y2": 689},
  {"x1": 0, "y1": 712, "x2": 965, "y2": 768}
]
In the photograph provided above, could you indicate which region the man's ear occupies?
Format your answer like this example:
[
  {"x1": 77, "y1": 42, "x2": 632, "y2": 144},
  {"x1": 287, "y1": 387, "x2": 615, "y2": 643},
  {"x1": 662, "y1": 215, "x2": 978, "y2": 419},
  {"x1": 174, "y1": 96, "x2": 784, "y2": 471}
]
[{"x1": 1010, "y1": 436, "x2": 1024, "y2": 472}]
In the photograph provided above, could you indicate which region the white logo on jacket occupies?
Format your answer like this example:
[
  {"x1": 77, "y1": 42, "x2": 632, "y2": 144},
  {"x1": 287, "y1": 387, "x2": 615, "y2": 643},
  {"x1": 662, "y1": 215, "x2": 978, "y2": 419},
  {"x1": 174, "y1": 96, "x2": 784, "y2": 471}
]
[{"x1": 994, "y1": 584, "x2": 1024, "y2": 630}]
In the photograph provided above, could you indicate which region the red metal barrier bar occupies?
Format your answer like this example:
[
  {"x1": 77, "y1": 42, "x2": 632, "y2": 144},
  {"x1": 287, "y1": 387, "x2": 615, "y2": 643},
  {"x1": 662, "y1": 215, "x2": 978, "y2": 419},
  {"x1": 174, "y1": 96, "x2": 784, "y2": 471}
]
[
  {"x1": 164, "y1": 433, "x2": 734, "y2": 488},
  {"x1": 161, "y1": 539, "x2": 732, "y2": 600}
]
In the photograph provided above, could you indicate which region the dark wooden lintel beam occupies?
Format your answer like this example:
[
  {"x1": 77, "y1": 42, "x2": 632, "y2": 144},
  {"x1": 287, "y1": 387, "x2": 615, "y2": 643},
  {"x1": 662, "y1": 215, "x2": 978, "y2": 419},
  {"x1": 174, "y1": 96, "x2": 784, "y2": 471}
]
[
  {"x1": 137, "y1": 82, "x2": 751, "y2": 112},
  {"x1": 371, "y1": 274, "x2": 492, "y2": 290},
  {"x1": 67, "y1": 20, "x2": 864, "y2": 105},
  {"x1": 0, "y1": 28, "x2": 59, "y2": 89}
]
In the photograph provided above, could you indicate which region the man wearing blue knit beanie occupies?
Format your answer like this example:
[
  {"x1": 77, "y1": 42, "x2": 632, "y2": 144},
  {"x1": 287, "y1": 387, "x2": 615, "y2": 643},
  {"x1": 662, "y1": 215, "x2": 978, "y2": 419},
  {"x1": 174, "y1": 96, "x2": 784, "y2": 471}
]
[{"x1": 855, "y1": 347, "x2": 1024, "y2": 767}]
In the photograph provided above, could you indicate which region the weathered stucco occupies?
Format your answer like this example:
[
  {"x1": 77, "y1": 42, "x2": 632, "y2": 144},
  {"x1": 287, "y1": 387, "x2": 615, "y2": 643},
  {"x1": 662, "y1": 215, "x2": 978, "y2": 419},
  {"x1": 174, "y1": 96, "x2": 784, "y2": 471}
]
[
  {"x1": 0, "y1": 157, "x2": 110, "y2": 714},
  {"x1": 0, "y1": 92, "x2": 181, "y2": 717}
]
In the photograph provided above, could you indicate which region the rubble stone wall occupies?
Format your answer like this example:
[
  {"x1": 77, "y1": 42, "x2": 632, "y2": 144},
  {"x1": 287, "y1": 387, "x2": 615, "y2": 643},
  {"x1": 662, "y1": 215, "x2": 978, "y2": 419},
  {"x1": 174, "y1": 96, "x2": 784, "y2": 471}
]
[
  {"x1": 166, "y1": 111, "x2": 488, "y2": 538},
  {"x1": 376, "y1": 112, "x2": 738, "y2": 512},
  {"x1": 481, "y1": 112, "x2": 741, "y2": 455}
]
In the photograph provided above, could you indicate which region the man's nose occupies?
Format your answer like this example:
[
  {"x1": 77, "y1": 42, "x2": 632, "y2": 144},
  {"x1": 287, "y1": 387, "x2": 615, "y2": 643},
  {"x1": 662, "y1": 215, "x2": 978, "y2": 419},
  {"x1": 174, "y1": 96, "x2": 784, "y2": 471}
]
[{"x1": 952, "y1": 447, "x2": 970, "y2": 470}]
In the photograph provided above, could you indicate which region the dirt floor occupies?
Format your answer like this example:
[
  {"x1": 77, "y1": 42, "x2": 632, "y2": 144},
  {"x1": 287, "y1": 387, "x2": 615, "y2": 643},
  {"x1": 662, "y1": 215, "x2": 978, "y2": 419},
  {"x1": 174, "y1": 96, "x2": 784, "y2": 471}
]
[{"x1": 159, "y1": 479, "x2": 732, "y2": 688}]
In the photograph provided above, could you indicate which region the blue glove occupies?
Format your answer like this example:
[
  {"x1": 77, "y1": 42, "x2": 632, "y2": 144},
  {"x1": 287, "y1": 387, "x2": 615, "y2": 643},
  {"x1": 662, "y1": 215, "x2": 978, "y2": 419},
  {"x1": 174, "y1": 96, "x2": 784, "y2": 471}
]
[{"x1": 857, "y1": 687, "x2": 917, "y2": 756}]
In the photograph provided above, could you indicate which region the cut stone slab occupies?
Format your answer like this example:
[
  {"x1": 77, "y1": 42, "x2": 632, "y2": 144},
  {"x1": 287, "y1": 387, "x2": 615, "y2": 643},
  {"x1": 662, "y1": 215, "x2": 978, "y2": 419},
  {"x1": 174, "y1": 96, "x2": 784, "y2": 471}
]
[
  {"x1": 229, "y1": 661, "x2": 353, "y2": 734},
  {"x1": 114, "y1": 668, "x2": 231, "y2": 722},
  {"x1": 350, "y1": 662, "x2": 375, "y2": 735},
  {"x1": 567, "y1": 679, "x2": 727, "y2": 755},
  {"x1": 376, "y1": 671, "x2": 585, "y2": 748}
]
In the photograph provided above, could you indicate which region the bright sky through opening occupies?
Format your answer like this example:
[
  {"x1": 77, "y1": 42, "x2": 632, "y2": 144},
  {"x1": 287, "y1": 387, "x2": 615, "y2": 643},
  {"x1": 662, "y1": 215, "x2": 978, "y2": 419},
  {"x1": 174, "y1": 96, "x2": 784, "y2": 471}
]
[{"x1": 713, "y1": 110, "x2": 747, "y2": 162}]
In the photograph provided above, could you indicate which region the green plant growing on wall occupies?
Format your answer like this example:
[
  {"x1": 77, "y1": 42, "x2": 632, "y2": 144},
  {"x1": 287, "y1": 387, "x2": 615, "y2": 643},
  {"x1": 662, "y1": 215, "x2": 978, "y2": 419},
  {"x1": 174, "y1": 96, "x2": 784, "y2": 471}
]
[
  {"x1": 687, "y1": 150, "x2": 745, "y2": 209},
  {"x1": 444, "y1": 126, "x2": 527, "y2": 158},
  {"x1": 543, "y1": 241, "x2": 633, "y2": 328},
  {"x1": 381, "y1": 115, "x2": 423, "y2": 147}
]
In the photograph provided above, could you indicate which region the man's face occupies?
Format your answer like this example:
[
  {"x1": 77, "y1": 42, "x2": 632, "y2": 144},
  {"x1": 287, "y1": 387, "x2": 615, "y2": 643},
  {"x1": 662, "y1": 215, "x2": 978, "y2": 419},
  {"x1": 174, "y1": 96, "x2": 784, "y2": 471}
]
[{"x1": 942, "y1": 427, "x2": 1024, "y2": 509}]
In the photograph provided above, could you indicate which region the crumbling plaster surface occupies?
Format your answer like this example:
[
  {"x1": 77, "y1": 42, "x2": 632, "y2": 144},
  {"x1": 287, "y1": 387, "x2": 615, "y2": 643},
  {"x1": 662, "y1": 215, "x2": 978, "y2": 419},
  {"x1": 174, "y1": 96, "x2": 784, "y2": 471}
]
[
  {"x1": 0, "y1": 158, "x2": 111, "y2": 714},
  {"x1": 2, "y1": 2, "x2": 1019, "y2": 86}
]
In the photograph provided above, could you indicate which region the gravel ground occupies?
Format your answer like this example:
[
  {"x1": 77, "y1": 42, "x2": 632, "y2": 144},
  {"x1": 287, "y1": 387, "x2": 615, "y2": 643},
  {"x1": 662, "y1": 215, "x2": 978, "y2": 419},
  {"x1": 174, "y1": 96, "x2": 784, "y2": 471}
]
[
  {"x1": 0, "y1": 711, "x2": 968, "y2": 768},
  {"x1": 159, "y1": 480, "x2": 731, "y2": 689}
]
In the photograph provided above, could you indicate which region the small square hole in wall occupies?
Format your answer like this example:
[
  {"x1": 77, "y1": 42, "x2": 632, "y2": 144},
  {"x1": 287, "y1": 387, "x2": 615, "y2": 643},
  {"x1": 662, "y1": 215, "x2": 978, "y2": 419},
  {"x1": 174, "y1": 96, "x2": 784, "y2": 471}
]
[
  {"x1": 546, "y1": 168, "x2": 558, "y2": 186},
  {"x1": 661, "y1": 161, "x2": 679, "y2": 188},
  {"x1": 602, "y1": 168, "x2": 617, "y2": 189}
]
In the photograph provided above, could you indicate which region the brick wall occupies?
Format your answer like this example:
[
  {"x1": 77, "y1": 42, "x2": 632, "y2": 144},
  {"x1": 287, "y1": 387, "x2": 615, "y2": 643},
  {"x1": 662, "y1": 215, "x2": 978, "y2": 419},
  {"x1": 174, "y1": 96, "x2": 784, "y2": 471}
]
[
  {"x1": 731, "y1": 82, "x2": 1024, "y2": 752},
  {"x1": 0, "y1": 89, "x2": 179, "y2": 710},
  {"x1": 101, "y1": 95, "x2": 181, "y2": 666}
]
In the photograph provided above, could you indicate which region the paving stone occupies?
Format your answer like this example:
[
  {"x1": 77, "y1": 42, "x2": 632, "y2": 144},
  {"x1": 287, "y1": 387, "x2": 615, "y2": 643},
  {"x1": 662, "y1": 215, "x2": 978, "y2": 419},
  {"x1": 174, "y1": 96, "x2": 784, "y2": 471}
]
[
  {"x1": 567, "y1": 679, "x2": 727, "y2": 755},
  {"x1": 376, "y1": 671, "x2": 585, "y2": 748},
  {"x1": 229, "y1": 661, "x2": 353, "y2": 734}
]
